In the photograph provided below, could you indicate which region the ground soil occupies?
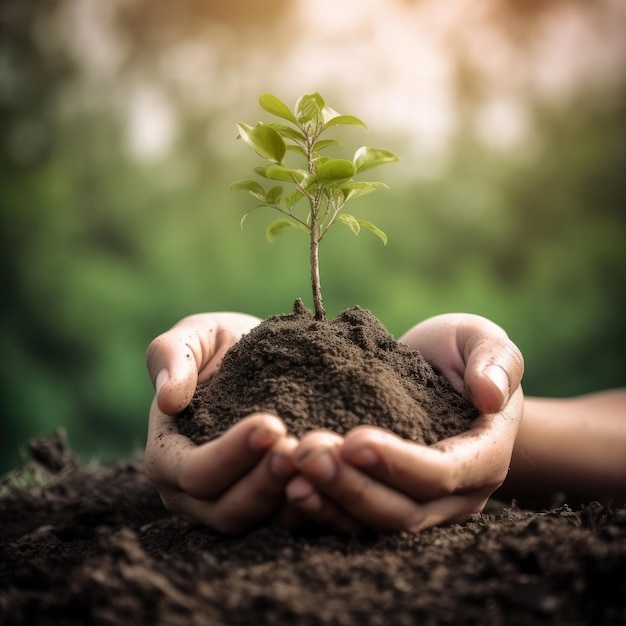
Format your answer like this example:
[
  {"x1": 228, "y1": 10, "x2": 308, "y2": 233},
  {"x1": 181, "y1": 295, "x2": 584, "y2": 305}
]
[
  {"x1": 1, "y1": 433, "x2": 625, "y2": 625},
  {"x1": 1, "y1": 305, "x2": 625, "y2": 625}
]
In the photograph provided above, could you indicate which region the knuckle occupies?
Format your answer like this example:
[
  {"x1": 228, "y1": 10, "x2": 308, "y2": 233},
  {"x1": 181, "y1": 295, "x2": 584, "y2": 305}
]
[
  {"x1": 339, "y1": 473, "x2": 372, "y2": 507},
  {"x1": 434, "y1": 465, "x2": 457, "y2": 496},
  {"x1": 485, "y1": 466, "x2": 508, "y2": 492},
  {"x1": 158, "y1": 492, "x2": 178, "y2": 514}
]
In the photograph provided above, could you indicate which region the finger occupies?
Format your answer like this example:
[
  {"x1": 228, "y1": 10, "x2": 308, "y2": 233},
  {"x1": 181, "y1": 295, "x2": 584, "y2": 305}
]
[
  {"x1": 341, "y1": 388, "x2": 524, "y2": 500},
  {"x1": 458, "y1": 320, "x2": 524, "y2": 414},
  {"x1": 209, "y1": 436, "x2": 299, "y2": 535},
  {"x1": 146, "y1": 313, "x2": 261, "y2": 415},
  {"x1": 146, "y1": 326, "x2": 205, "y2": 414},
  {"x1": 399, "y1": 313, "x2": 524, "y2": 414},
  {"x1": 149, "y1": 482, "x2": 207, "y2": 525},
  {"x1": 161, "y1": 467, "x2": 489, "y2": 535},
  {"x1": 175, "y1": 312, "x2": 262, "y2": 380},
  {"x1": 178, "y1": 412, "x2": 287, "y2": 499},
  {"x1": 144, "y1": 397, "x2": 197, "y2": 489},
  {"x1": 286, "y1": 476, "x2": 363, "y2": 533},
  {"x1": 293, "y1": 446, "x2": 432, "y2": 532},
  {"x1": 289, "y1": 431, "x2": 368, "y2": 531},
  {"x1": 401, "y1": 490, "x2": 492, "y2": 533}
]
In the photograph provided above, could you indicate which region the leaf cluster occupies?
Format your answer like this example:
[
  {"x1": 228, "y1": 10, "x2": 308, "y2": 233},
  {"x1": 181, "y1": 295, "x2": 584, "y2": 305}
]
[{"x1": 229, "y1": 92, "x2": 399, "y2": 244}]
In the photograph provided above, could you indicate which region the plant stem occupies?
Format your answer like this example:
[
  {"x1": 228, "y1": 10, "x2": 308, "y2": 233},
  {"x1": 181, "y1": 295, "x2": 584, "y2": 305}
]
[
  {"x1": 303, "y1": 124, "x2": 326, "y2": 320},
  {"x1": 310, "y1": 222, "x2": 325, "y2": 320}
]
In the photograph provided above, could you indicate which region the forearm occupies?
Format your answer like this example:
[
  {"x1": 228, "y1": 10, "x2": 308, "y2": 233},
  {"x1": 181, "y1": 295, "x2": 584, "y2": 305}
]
[{"x1": 497, "y1": 389, "x2": 626, "y2": 506}]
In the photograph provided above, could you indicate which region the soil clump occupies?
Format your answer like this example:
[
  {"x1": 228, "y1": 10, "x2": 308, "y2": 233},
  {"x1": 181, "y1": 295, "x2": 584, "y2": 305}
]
[{"x1": 179, "y1": 300, "x2": 478, "y2": 444}]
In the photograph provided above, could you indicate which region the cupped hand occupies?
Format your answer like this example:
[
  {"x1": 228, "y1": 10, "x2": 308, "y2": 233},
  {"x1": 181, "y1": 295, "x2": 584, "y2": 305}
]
[
  {"x1": 146, "y1": 312, "x2": 263, "y2": 415},
  {"x1": 145, "y1": 313, "x2": 299, "y2": 534},
  {"x1": 285, "y1": 313, "x2": 525, "y2": 533}
]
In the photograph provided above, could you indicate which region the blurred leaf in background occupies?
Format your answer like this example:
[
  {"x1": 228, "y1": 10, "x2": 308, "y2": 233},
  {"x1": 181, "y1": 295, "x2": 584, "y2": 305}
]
[{"x1": 1, "y1": 0, "x2": 625, "y2": 473}]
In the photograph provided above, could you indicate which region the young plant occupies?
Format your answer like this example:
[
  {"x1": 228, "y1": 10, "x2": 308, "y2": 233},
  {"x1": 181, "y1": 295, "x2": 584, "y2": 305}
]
[{"x1": 229, "y1": 92, "x2": 399, "y2": 320}]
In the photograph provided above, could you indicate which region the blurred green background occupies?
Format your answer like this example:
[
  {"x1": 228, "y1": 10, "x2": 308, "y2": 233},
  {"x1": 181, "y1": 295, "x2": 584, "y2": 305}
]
[{"x1": 1, "y1": 0, "x2": 625, "y2": 474}]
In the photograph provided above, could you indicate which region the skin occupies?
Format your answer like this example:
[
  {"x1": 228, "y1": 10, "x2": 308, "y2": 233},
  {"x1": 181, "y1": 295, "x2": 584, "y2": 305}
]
[
  {"x1": 145, "y1": 313, "x2": 300, "y2": 534},
  {"x1": 496, "y1": 389, "x2": 626, "y2": 507},
  {"x1": 145, "y1": 311, "x2": 526, "y2": 534}
]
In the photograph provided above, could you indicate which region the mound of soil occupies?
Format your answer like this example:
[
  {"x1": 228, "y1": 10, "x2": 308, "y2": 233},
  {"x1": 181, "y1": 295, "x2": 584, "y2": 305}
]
[
  {"x1": 1, "y1": 432, "x2": 625, "y2": 625},
  {"x1": 179, "y1": 300, "x2": 478, "y2": 445}
]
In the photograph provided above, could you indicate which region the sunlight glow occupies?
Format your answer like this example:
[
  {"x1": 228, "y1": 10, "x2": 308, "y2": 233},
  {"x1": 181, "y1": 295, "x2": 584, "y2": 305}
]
[{"x1": 59, "y1": 0, "x2": 626, "y2": 165}]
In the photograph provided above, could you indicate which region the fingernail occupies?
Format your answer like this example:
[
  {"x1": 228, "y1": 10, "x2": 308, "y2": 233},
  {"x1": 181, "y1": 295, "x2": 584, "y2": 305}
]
[
  {"x1": 484, "y1": 364, "x2": 509, "y2": 407},
  {"x1": 344, "y1": 446, "x2": 378, "y2": 468},
  {"x1": 296, "y1": 449, "x2": 336, "y2": 481},
  {"x1": 156, "y1": 368, "x2": 169, "y2": 396},
  {"x1": 248, "y1": 427, "x2": 281, "y2": 451},
  {"x1": 270, "y1": 452, "x2": 295, "y2": 478},
  {"x1": 288, "y1": 476, "x2": 316, "y2": 504}
]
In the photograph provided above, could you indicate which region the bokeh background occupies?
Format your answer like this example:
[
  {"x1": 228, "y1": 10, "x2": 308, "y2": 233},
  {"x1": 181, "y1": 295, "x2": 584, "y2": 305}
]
[{"x1": 2, "y1": 0, "x2": 625, "y2": 474}]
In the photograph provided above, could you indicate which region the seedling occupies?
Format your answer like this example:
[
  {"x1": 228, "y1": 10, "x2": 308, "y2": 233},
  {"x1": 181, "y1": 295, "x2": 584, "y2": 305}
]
[{"x1": 229, "y1": 92, "x2": 399, "y2": 320}]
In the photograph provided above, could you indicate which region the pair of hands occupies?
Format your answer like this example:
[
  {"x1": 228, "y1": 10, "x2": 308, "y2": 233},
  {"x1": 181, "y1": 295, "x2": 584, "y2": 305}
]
[{"x1": 145, "y1": 312, "x2": 524, "y2": 535}]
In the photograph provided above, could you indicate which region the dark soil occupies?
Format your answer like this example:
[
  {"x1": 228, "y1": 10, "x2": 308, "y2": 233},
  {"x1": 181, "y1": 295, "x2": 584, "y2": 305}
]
[
  {"x1": 1, "y1": 431, "x2": 626, "y2": 625},
  {"x1": 179, "y1": 300, "x2": 478, "y2": 445},
  {"x1": 2, "y1": 306, "x2": 625, "y2": 625}
]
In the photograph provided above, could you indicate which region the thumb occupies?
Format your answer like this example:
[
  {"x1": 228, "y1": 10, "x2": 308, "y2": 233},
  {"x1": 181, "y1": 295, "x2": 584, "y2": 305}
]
[
  {"x1": 462, "y1": 335, "x2": 524, "y2": 415},
  {"x1": 147, "y1": 332, "x2": 201, "y2": 415},
  {"x1": 155, "y1": 366, "x2": 199, "y2": 415}
]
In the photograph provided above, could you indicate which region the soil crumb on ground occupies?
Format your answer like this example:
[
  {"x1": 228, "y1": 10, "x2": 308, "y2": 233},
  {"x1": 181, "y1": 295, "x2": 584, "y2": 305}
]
[
  {"x1": 180, "y1": 300, "x2": 478, "y2": 444},
  {"x1": 1, "y1": 432, "x2": 625, "y2": 625}
]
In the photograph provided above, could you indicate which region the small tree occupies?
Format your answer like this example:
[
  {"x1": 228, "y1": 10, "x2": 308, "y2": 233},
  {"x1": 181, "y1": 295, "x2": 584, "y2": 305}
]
[{"x1": 229, "y1": 92, "x2": 399, "y2": 320}]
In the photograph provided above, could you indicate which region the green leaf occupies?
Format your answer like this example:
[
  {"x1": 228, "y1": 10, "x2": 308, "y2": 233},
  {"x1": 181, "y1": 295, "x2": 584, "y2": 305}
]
[
  {"x1": 284, "y1": 189, "x2": 305, "y2": 209},
  {"x1": 353, "y1": 146, "x2": 399, "y2": 173},
  {"x1": 357, "y1": 219, "x2": 388, "y2": 245},
  {"x1": 321, "y1": 106, "x2": 341, "y2": 124},
  {"x1": 286, "y1": 144, "x2": 308, "y2": 158},
  {"x1": 337, "y1": 213, "x2": 361, "y2": 236},
  {"x1": 259, "y1": 93, "x2": 297, "y2": 123},
  {"x1": 228, "y1": 179, "x2": 267, "y2": 202},
  {"x1": 339, "y1": 181, "x2": 388, "y2": 202},
  {"x1": 312, "y1": 139, "x2": 342, "y2": 152},
  {"x1": 255, "y1": 165, "x2": 306, "y2": 183},
  {"x1": 265, "y1": 185, "x2": 283, "y2": 205},
  {"x1": 237, "y1": 122, "x2": 286, "y2": 164},
  {"x1": 268, "y1": 123, "x2": 306, "y2": 143},
  {"x1": 295, "y1": 92, "x2": 325, "y2": 124},
  {"x1": 240, "y1": 206, "x2": 261, "y2": 229},
  {"x1": 266, "y1": 218, "x2": 298, "y2": 242},
  {"x1": 324, "y1": 114, "x2": 368, "y2": 129},
  {"x1": 314, "y1": 155, "x2": 333, "y2": 167},
  {"x1": 314, "y1": 158, "x2": 356, "y2": 185}
]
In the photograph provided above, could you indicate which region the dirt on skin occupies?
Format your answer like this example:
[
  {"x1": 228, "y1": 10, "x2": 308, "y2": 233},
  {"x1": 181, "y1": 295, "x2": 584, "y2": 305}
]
[
  {"x1": 1, "y1": 431, "x2": 625, "y2": 625},
  {"x1": 179, "y1": 300, "x2": 478, "y2": 445}
]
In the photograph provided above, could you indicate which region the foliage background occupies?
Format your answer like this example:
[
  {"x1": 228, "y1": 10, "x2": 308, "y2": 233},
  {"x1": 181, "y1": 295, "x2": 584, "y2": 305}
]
[{"x1": 1, "y1": 0, "x2": 625, "y2": 473}]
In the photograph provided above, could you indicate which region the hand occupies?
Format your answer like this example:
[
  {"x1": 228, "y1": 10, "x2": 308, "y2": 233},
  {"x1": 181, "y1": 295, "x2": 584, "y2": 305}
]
[
  {"x1": 285, "y1": 313, "x2": 525, "y2": 533},
  {"x1": 146, "y1": 312, "x2": 263, "y2": 415},
  {"x1": 145, "y1": 313, "x2": 298, "y2": 534}
]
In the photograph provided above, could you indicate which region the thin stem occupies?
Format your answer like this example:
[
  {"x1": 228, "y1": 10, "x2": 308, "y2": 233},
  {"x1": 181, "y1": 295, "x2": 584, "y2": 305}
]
[
  {"x1": 303, "y1": 122, "x2": 325, "y2": 320},
  {"x1": 310, "y1": 221, "x2": 325, "y2": 320}
]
